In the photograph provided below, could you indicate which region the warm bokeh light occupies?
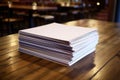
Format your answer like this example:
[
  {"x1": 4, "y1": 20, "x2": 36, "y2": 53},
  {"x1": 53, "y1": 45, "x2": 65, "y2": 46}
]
[
  {"x1": 32, "y1": 6, "x2": 37, "y2": 10},
  {"x1": 8, "y1": 1, "x2": 12, "y2": 8},
  {"x1": 96, "y1": 2, "x2": 100, "y2": 6}
]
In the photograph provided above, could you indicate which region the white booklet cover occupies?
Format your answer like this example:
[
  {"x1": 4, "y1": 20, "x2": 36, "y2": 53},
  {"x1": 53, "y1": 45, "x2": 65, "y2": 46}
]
[{"x1": 19, "y1": 23, "x2": 97, "y2": 45}]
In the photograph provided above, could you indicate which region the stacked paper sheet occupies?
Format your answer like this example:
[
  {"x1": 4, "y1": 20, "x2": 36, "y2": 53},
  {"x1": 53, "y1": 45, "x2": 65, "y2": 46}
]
[{"x1": 19, "y1": 23, "x2": 99, "y2": 66}]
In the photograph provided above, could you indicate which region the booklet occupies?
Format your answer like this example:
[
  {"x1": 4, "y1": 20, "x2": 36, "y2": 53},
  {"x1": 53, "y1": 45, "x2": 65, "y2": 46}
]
[{"x1": 19, "y1": 23, "x2": 97, "y2": 45}]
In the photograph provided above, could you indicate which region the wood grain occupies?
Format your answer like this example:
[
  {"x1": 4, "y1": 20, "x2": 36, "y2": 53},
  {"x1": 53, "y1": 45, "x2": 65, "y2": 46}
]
[
  {"x1": 1, "y1": 19, "x2": 120, "y2": 80},
  {"x1": 92, "y1": 56, "x2": 120, "y2": 80}
]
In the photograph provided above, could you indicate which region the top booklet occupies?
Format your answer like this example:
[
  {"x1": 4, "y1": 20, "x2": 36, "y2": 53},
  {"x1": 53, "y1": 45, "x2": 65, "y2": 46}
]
[{"x1": 19, "y1": 23, "x2": 98, "y2": 45}]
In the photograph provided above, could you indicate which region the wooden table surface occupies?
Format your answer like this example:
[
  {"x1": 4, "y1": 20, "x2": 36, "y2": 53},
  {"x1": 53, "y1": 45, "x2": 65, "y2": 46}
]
[
  {"x1": 8, "y1": 4, "x2": 57, "y2": 11},
  {"x1": 0, "y1": 3, "x2": 57, "y2": 11},
  {"x1": 0, "y1": 19, "x2": 120, "y2": 80},
  {"x1": 0, "y1": 3, "x2": 57, "y2": 28},
  {"x1": 0, "y1": 3, "x2": 7, "y2": 7}
]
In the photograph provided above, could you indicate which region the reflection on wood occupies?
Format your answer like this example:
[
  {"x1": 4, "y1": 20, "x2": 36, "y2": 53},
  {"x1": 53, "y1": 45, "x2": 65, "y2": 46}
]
[{"x1": 0, "y1": 19, "x2": 120, "y2": 80}]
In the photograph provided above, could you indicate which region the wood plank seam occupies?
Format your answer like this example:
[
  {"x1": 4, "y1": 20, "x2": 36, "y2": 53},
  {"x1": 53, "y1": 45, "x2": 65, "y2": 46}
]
[{"x1": 89, "y1": 51, "x2": 119, "y2": 80}]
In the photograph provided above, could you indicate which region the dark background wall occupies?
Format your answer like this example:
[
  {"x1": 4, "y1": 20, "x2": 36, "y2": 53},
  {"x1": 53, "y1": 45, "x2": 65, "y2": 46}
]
[{"x1": 115, "y1": 0, "x2": 120, "y2": 22}]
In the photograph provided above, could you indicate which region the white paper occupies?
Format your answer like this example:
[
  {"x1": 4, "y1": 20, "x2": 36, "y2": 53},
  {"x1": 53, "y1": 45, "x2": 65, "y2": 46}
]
[{"x1": 19, "y1": 23, "x2": 97, "y2": 45}]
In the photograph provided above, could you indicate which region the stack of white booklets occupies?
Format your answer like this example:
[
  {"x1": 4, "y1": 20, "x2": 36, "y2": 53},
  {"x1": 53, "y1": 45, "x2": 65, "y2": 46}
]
[{"x1": 19, "y1": 23, "x2": 99, "y2": 66}]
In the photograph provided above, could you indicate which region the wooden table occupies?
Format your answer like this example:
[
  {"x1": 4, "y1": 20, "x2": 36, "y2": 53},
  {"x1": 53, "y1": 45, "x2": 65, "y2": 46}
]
[
  {"x1": 9, "y1": 5, "x2": 57, "y2": 28},
  {"x1": 2, "y1": 4, "x2": 57, "y2": 28},
  {"x1": 0, "y1": 3, "x2": 7, "y2": 7},
  {"x1": 0, "y1": 19, "x2": 120, "y2": 80},
  {"x1": 8, "y1": 4, "x2": 57, "y2": 11}
]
